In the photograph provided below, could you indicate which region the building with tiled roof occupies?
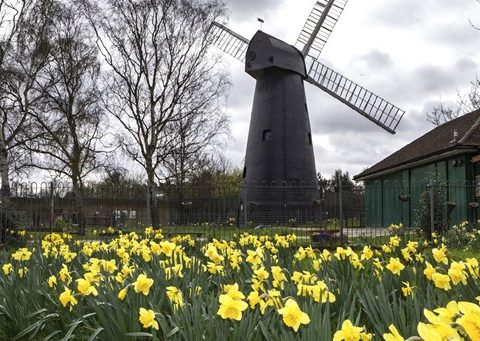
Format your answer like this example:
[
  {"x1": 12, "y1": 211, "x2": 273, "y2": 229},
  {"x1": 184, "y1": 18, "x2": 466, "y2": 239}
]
[{"x1": 354, "y1": 109, "x2": 480, "y2": 227}]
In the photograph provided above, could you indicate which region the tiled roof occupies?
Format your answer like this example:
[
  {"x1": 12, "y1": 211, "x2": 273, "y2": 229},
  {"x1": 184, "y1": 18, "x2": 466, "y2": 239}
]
[{"x1": 354, "y1": 109, "x2": 480, "y2": 180}]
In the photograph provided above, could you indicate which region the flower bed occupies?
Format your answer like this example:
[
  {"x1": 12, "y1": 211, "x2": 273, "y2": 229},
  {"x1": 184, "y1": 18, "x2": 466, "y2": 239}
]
[{"x1": 0, "y1": 227, "x2": 479, "y2": 340}]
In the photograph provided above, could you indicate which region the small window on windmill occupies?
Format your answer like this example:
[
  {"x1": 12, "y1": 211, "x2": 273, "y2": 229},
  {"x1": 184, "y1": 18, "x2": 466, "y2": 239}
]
[
  {"x1": 262, "y1": 129, "x2": 272, "y2": 141},
  {"x1": 129, "y1": 210, "x2": 136, "y2": 219},
  {"x1": 242, "y1": 167, "x2": 247, "y2": 178},
  {"x1": 308, "y1": 133, "x2": 312, "y2": 145}
]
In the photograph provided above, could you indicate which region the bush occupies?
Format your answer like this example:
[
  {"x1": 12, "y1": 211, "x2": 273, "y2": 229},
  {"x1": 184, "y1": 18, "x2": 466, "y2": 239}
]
[
  {"x1": 415, "y1": 179, "x2": 448, "y2": 239},
  {"x1": 0, "y1": 208, "x2": 20, "y2": 243},
  {"x1": 53, "y1": 217, "x2": 67, "y2": 231}
]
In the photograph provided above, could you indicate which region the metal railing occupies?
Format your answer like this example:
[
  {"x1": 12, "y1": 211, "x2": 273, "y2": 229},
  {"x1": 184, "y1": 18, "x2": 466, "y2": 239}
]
[{"x1": 1, "y1": 181, "x2": 478, "y2": 247}]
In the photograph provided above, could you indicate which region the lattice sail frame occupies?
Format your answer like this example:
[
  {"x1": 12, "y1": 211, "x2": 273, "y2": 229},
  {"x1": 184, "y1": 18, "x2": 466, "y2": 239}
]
[
  {"x1": 296, "y1": 0, "x2": 348, "y2": 59},
  {"x1": 305, "y1": 58, "x2": 404, "y2": 133},
  {"x1": 209, "y1": 22, "x2": 249, "y2": 62}
]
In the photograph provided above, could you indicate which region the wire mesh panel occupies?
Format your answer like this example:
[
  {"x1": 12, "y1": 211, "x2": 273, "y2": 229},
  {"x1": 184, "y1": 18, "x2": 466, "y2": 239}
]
[
  {"x1": 3, "y1": 182, "x2": 479, "y2": 248},
  {"x1": 209, "y1": 22, "x2": 249, "y2": 62},
  {"x1": 296, "y1": 0, "x2": 349, "y2": 59},
  {"x1": 306, "y1": 58, "x2": 405, "y2": 133}
]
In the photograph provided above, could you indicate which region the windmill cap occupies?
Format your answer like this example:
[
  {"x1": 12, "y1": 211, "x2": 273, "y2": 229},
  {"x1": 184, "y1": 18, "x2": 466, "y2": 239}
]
[{"x1": 245, "y1": 30, "x2": 307, "y2": 79}]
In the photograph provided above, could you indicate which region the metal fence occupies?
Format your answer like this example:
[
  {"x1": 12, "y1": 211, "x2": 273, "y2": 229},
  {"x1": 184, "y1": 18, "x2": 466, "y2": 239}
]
[{"x1": 1, "y1": 181, "x2": 478, "y2": 246}]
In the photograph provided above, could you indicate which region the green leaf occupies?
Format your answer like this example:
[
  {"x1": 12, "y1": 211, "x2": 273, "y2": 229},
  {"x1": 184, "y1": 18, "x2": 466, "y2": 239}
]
[
  {"x1": 43, "y1": 330, "x2": 62, "y2": 341},
  {"x1": 125, "y1": 332, "x2": 153, "y2": 337},
  {"x1": 87, "y1": 327, "x2": 104, "y2": 341},
  {"x1": 166, "y1": 326, "x2": 179, "y2": 338}
]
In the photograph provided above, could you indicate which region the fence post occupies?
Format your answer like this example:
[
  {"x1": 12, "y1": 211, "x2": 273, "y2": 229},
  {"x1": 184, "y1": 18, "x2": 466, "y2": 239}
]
[
  {"x1": 429, "y1": 182, "x2": 434, "y2": 240},
  {"x1": 50, "y1": 182, "x2": 54, "y2": 233},
  {"x1": 243, "y1": 186, "x2": 248, "y2": 227},
  {"x1": 339, "y1": 179, "x2": 344, "y2": 232}
]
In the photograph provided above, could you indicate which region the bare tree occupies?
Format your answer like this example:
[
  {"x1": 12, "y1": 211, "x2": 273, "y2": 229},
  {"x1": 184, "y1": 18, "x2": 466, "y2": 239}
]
[
  {"x1": 81, "y1": 0, "x2": 228, "y2": 226},
  {"x1": 0, "y1": 0, "x2": 32, "y2": 200},
  {"x1": 26, "y1": 2, "x2": 108, "y2": 233},
  {"x1": 469, "y1": 0, "x2": 480, "y2": 29},
  {"x1": 427, "y1": 78, "x2": 480, "y2": 126},
  {"x1": 161, "y1": 104, "x2": 229, "y2": 187}
]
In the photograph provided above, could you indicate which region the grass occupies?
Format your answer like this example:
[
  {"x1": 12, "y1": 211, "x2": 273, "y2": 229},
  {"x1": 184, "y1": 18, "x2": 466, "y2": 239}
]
[{"x1": 448, "y1": 247, "x2": 480, "y2": 260}]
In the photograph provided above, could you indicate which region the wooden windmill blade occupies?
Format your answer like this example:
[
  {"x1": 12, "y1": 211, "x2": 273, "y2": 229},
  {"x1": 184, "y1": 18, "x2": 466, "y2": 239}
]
[
  {"x1": 209, "y1": 22, "x2": 250, "y2": 62},
  {"x1": 296, "y1": 0, "x2": 349, "y2": 59},
  {"x1": 306, "y1": 59, "x2": 405, "y2": 134}
]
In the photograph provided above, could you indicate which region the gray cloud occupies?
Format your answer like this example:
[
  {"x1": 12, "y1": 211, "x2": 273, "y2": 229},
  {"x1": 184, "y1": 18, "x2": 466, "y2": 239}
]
[
  {"x1": 357, "y1": 49, "x2": 394, "y2": 70},
  {"x1": 369, "y1": 0, "x2": 428, "y2": 28},
  {"x1": 428, "y1": 23, "x2": 480, "y2": 50},
  {"x1": 223, "y1": 0, "x2": 283, "y2": 22}
]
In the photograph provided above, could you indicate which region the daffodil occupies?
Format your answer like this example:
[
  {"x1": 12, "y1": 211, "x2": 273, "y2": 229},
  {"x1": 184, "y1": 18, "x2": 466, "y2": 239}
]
[
  {"x1": 76, "y1": 278, "x2": 98, "y2": 296},
  {"x1": 48, "y1": 275, "x2": 57, "y2": 288},
  {"x1": 2, "y1": 263, "x2": 13, "y2": 275},
  {"x1": 277, "y1": 298, "x2": 310, "y2": 332},
  {"x1": 448, "y1": 261, "x2": 467, "y2": 285},
  {"x1": 423, "y1": 261, "x2": 436, "y2": 280},
  {"x1": 401, "y1": 281, "x2": 414, "y2": 297},
  {"x1": 118, "y1": 287, "x2": 128, "y2": 301},
  {"x1": 160, "y1": 241, "x2": 176, "y2": 256},
  {"x1": 386, "y1": 258, "x2": 405, "y2": 276},
  {"x1": 133, "y1": 273, "x2": 154, "y2": 295},
  {"x1": 18, "y1": 267, "x2": 27, "y2": 278},
  {"x1": 59, "y1": 287, "x2": 78, "y2": 310},
  {"x1": 457, "y1": 301, "x2": 480, "y2": 340},
  {"x1": 217, "y1": 294, "x2": 248, "y2": 320},
  {"x1": 247, "y1": 290, "x2": 262, "y2": 309},
  {"x1": 138, "y1": 308, "x2": 159, "y2": 330},
  {"x1": 361, "y1": 246, "x2": 374, "y2": 260},
  {"x1": 254, "y1": 267, "x2": 269, "y2": 281},
  {"x1": 432, "y1": 245, "x2": 448, "y2": 264},
  {"x1": 383, "y1": 324, "x2": 404, "y2": 341},
  {"x1": 432, "y1": 273, "x2": 451, "y2": 291},
  {"x1": 59, "y1": 264, "x2": 72, "y2": 284},
  {"x1": 333, "y1": 319, "x2": 364, "y2": 341},
  {"x1": 11, "y1": 248, "x2": 32, "y2": 261},
  {"x1": 166, "y1": 286, "x2": 183, "y2": 309}
]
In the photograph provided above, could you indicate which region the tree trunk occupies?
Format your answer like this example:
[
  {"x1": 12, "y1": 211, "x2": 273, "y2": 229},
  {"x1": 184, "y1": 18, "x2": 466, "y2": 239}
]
[
  {"x1": 146, "y1": 159, "x2": 157, "y2": 228},
  {"x1": 72, "y1": 177, "x2": 84, "y2": 235},
  {"x1": 0, "y1": 131, "x2": 11, "y2": 204}
]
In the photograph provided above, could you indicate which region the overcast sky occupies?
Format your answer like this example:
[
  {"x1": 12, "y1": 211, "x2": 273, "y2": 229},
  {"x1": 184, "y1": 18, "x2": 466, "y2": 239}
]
[{"x1": 218, "y1": 0, "x2": 480, "y2": 178}]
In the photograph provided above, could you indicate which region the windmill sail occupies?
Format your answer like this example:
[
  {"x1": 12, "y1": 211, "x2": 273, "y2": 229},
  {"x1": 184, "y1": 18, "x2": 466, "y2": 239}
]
[
  {"x1": 209, "y1": 22, "x2": 249, "y2": 62},
  {"x1": 306, "y1": 59, "x2": 404, "y2": 134},
  {"x1": 296, "y1": 0, "x2": 349, "y2": 59}
]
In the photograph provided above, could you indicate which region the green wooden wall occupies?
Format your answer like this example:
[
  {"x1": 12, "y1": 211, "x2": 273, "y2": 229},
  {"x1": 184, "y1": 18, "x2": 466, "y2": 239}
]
[{"x1": 363, "y1": 153, "x2": 475, "y2": 227}]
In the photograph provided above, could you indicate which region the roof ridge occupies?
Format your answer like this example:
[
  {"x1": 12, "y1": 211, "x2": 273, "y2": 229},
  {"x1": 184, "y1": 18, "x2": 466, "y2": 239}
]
[
  {"x1": 458, "y1": 110, "x2": 480, "y2": 144},
  {"x1": 354, "y1": 109, "x2": 480, "y2": 180}
]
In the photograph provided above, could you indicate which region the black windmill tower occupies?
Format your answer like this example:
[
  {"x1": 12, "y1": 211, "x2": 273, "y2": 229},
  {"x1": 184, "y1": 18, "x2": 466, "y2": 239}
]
[{"x1": 210, "y1": 0, "x2": 405, "y2": 224}]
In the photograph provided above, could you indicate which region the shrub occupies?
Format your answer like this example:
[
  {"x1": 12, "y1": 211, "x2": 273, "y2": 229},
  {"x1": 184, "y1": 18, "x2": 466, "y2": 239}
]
[{"x1": 415, "y1": 179, "x2": 448, "y2": 239}]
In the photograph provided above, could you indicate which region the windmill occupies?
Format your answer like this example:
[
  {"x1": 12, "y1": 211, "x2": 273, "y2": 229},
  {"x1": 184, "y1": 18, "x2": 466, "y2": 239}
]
[{"x1": 210, "y1": 0, "x2": 405, "y2": 224}]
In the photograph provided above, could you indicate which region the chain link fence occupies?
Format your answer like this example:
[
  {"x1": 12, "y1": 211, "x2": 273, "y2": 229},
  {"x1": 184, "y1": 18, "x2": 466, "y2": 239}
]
[{"x1": 1, "y1": 181, "x2": 478, "y2": 247}]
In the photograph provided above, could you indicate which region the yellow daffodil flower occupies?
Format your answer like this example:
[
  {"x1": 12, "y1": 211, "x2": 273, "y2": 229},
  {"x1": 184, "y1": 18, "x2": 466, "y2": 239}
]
[
  {"x1": 277, "y1": 298, "x2": 310, "y2": 332},
  {"x1": 217, "y1": 294, "x2": 248, "y2": 320},
  {"x1": 139, "y1": 308, "x2": 159, "y2": 330},
  {"x1": 383, "y1": 324, "x2": 404, "y2": 341},
  {"x1": 133, "y1": 273, "x2": 154, "y2": 295},
  {"x1": 333, "y1": 319, "x2": 367, "y2": 341},
  {"x1": 2, "y1": 263, "x2": 13, "y2": 275},
  {"x1": 386, "y1": 258, "x2": 405, "y2": 276},
  {"x1": 59, "y1": 287, "x2": 78, "y2": 310}
]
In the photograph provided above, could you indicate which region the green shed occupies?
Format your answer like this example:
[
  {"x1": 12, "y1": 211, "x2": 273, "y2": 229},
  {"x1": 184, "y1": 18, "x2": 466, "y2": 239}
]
[{"x1": 354, "y1": 109, "x2": 480, "y2": 227}]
